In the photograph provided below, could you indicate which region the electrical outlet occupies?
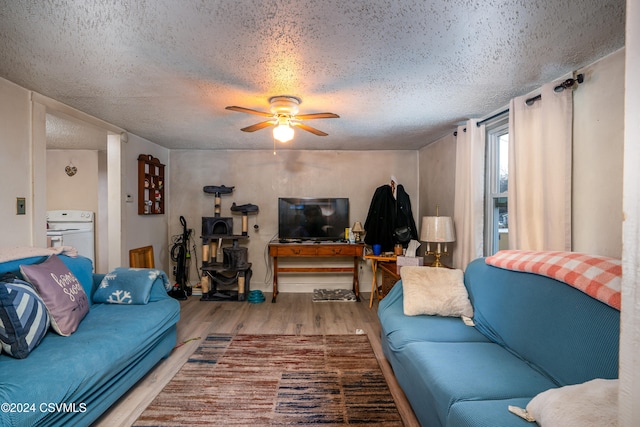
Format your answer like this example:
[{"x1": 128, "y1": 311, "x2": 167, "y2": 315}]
[{"x1": 16, "y1": 197, "x2": 25, "y2": 215}]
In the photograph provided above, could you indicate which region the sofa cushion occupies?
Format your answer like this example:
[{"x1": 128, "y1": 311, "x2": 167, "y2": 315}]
[
  {"x1": 396, "y1": 341, "x2": 557, "y2": 427},
  {"x1": 465, "y1": 258, "x2": 620, "y2": 386},
  {"x1": 20, "y1": 254, "x2": 89, "y2": 336},
  {"x1": 401, "y1": 266, "x2": 473, "y2": 317},
  {"x1": 378, "y1": 282, "x2": 489, "y2": 352},
  {"x1": 0, "y1": 276, "x2": 50, "y2": 358},
  {"x1": 448, "y1": 398, "x2": 534, "y2": 427}
]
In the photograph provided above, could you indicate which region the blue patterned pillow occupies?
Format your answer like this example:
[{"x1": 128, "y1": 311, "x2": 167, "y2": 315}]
[
  {"x1": 0, "y1": 276, "x2": 50, "y2": 358},
  {"x1": 94, "y1": 268, "x2": 170, "y2": 305}
]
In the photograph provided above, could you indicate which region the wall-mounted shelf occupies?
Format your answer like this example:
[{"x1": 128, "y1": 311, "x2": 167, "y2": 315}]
[{"x1": 137, "y1": 154, "x2": 165, "y2": 215}]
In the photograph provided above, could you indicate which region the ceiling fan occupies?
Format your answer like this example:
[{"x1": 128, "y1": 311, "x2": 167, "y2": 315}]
[{"x1": 225, "y1": 96, "x2": 339, "y2": 143}]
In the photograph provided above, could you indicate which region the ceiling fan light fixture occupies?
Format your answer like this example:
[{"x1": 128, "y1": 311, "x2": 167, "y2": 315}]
[
  {"x1": 226, "y1": 95, "x2": 338, "y2": 143},
  {"x1": 273, "y1": 118, "x2": 294, "y2": 143},
  {"x1": 269, "y1": 96, "x2": 301, "y2": 115}
]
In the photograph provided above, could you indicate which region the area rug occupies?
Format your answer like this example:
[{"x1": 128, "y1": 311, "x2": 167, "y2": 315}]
[
  {"x1": 312, "y1": 288, "x2": 357, "y2": 302},
  {"x1": 134, "y1": 334, "x2": 402, "y2": 426}
]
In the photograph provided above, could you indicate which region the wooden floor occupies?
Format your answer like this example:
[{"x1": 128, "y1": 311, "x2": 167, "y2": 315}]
[{"x1": 94, "y1": 292, "x2": 420, "y2": 427}]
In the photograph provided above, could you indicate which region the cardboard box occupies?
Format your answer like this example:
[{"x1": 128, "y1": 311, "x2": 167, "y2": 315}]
[{"x1": 396, "y1": 256, "x2": 424, "y2": 274}]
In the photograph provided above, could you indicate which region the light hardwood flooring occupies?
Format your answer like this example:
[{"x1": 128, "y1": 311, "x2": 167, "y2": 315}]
[{"x1": 94, "y1": 292, "x2": 420, "y2": 427}]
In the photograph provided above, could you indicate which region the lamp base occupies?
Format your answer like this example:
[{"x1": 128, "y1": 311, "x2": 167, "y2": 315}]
[
  {"x1": 430, "y1": 254, "x2": 445, "y2": 268},
  {"x1": 428, "y1": 252, "x2": 449, "y2": 268}
]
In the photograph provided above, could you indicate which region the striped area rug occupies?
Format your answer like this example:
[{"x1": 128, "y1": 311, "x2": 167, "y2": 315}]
[{"x1": 134, "y1": 334, "x2": 402, "y2": 426}]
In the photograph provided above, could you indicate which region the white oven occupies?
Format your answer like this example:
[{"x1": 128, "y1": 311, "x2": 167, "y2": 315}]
[{"x1": 46, "y1": 210, "x2": 95, "y2": 268}]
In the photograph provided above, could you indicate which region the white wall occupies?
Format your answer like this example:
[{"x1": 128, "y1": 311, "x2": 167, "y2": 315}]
[
  {"x1": 0, "y1": 78, "x2": 33, "y2": 247},
  {"x1": 122, "y1": 134, "x2": 170, "y2": 270},
  {"x1": 46, "y1": 150, "x2": 100, "y2": 212},
  {"x1": 169, "y1": 149, "x2": 419, "y2": 293},
  {"x1": 419, "y1": 133, "x2": 457, "y2": 218},
  {"x1": 418, "y1": 132, "x2": 457, "y2": 265}
]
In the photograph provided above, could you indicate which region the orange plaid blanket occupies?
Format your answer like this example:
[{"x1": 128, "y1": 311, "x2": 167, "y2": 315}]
[{"x1": 485, "y1": 250, "x2": 621, "y2": 310}]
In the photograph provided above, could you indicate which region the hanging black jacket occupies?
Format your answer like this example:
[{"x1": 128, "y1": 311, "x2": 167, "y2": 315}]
[
  {"x1": 395, "y1": 184, "x2": 418, "y2": 243},
  {"x1": 364, "y1": 185, "x2": 396, "y2": 251},
  {"x1": 364, "y1": 184, "x2": 418, "y2": 252}
]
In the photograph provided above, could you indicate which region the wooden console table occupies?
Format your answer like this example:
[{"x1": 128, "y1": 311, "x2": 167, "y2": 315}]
[{"x1": 268, "y1": 242, "x2": 365, "y2": 303}]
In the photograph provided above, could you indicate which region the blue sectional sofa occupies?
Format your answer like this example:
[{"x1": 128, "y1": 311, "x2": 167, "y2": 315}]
[
  {"x1": 0, "y1": 253, "x2": 181, "y2": 427},
  {"x1": 379, "y1": 257, "x2": 620, "y2": 427}
]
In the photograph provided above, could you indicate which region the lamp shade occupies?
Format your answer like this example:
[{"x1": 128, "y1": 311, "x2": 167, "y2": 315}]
[
  {"x1": 352, "y1": 221, "x2": 364, "y2": 233},
  {"x1": 273, "y1": 123, "x2": 294, "y2": 142},
  {"x1": 420, "y1": 216, "x2": 455, "y2": 243}
]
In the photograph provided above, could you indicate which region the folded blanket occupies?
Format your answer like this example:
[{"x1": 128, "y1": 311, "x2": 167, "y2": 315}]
[
  {"x1": 0, "y1": 246, "x2": 78, "y2": 264},
  {"x1": 94, "y1": 268, "x2": 170, "y2": 305},
  {"x1": 486, "y1": 250, "x2": 621, "y2": 310}
]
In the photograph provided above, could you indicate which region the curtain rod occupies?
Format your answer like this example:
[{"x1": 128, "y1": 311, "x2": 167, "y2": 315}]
[{"x1": 468, "y1": 73, "x2": 585, "y2": 129}]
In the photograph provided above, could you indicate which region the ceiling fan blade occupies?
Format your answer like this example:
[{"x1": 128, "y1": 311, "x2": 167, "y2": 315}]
[
  {"x1": 240, "y1": 120, "x2": 276, "y2": 132},
  {"x1": 291, "y1": 122, "x2": 328, "y2": 136},
  {"x1": 294, "y1": 112, "x2": 340, "y2": 120},
  {"x1": 226, "y1": 106, "x2": 273, "y2": 117}
]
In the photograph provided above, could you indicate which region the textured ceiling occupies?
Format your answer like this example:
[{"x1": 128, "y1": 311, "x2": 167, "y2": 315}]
[{"x1": 0, "y1": 0, "x2": 626, "y2": 151}]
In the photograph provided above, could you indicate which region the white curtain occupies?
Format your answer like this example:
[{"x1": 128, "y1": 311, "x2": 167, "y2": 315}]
[
  {"x1": 508, "y1": 82, "x2": 573, "y2": 251},
  {"x1": 453, "y1": 119, "x2": 485, "y2": 270}
]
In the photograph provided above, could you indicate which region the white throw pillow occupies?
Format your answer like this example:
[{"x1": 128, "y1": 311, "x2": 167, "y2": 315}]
[
  {"x1": 400, "y1": 266, "x2": 473, "y2": 317},
  {"x1": 509, "y1": 378, "x2": 618, "y2": 427}
]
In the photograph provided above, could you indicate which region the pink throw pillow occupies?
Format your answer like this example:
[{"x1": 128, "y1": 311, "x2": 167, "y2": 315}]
[{"x1": 20, "y1": 254, "x2": 89, "y2": 336}]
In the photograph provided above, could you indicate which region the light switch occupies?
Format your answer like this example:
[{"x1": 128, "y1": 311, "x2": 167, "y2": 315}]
[{"x1": 17, "y1": 197, "x2": 25, "y2": 215}]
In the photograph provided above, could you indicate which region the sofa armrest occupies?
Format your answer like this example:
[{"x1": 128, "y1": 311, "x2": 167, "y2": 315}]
[{"x1": 91, "y1": 273, "x2": 106, "y2": 302}]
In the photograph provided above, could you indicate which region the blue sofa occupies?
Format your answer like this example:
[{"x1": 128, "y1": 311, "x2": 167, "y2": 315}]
[
  {"x1": 378, "y1": 257, "x2": 620, "y2": 427},
  {"x1": 0, "y1": 254, "x2": 181, "y2": 427}
]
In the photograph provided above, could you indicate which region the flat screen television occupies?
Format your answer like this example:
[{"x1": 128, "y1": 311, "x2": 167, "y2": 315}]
[{"x1": 278, "y1": 197, "x2": 350, "y2": 241}]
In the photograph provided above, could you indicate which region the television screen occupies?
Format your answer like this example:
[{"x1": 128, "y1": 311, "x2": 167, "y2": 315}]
[{"x1": 278, "y1": 197, "x2": 349, "y2": 241}]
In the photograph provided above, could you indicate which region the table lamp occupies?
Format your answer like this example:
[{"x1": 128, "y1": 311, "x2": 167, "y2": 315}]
[
  {"x1": 351, "y1": 221, "x2": 364, "y2": 242},
  {"x1": 420, "y1": 214, "x2": 455, "y2": 267}
]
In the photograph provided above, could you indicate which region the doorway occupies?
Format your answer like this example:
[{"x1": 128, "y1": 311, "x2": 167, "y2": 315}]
[
  {"x1": 32, "y1": 94, "x2": 123, "y2": 274},
  {"x1": 46, "y1": 111, "x2": 108, "y2": 272}
]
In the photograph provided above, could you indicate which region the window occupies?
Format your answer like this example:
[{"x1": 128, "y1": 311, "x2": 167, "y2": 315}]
[{"x1": 485, "y1": 117, "x2": 509, "y2": 255}]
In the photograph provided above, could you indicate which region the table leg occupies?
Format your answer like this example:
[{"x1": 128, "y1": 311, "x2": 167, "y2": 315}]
[
  {"x1": 272, "y1": 256, "x2": 278, "y2": 303},
  {"x1": 353, "y1": 256, "x2": 360, "y2": 301},
  {"x1": 369, "y1": 259, "x2": 380, "y2": 309}
]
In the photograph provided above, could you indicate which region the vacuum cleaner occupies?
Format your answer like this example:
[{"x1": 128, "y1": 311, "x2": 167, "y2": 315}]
[{"x1": 169, "y1": 215, "x2": 191, "y2": 300}]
